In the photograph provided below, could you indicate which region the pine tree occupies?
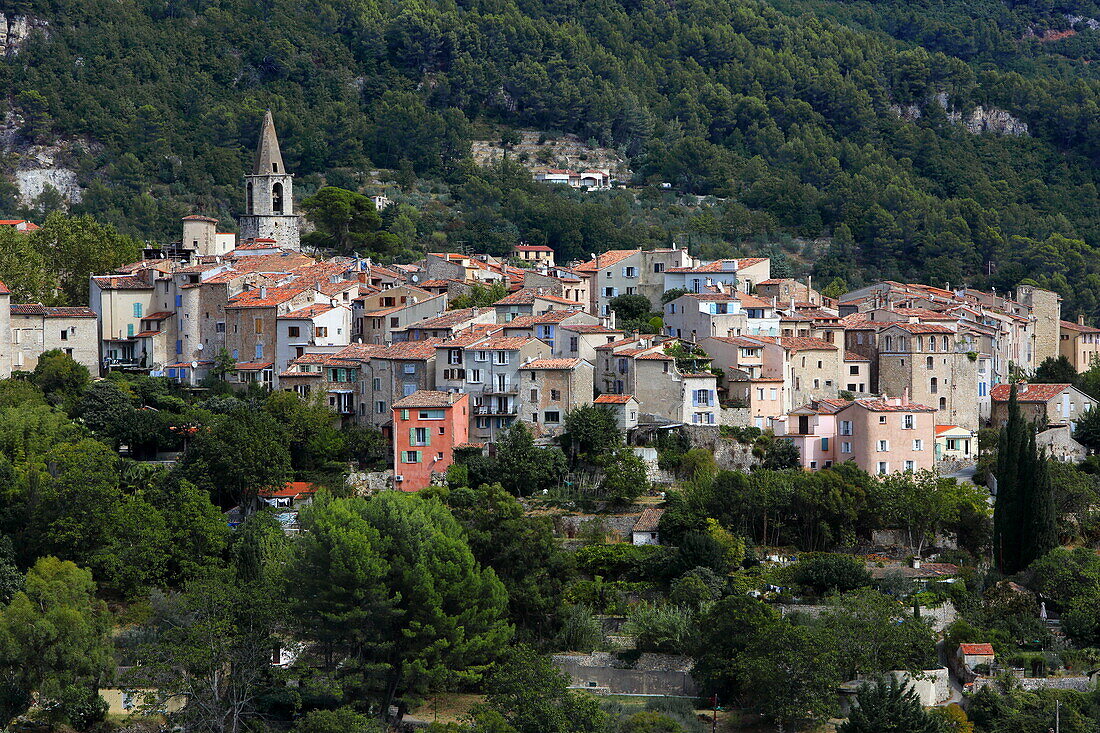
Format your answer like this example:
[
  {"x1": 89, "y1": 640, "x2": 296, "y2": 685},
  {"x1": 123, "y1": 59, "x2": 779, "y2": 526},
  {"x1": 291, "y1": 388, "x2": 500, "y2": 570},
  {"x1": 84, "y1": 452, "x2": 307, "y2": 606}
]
[{"x1": 839, "y1": 676, "x2": 942, "y2": 733}]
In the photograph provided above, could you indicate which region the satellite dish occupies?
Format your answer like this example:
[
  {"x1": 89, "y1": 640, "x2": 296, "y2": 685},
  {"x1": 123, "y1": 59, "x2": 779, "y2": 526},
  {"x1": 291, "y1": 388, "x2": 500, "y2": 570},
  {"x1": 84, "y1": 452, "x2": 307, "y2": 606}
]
[
  {"x1": 411, "y1": 274, "x2": 420, "y2": 283},
  {"x1": 191, "y1": 361, "x2": 199, "y2": 369},
  {"x1": 196, "y1": 342, "x2": 204, "y2": 350}
]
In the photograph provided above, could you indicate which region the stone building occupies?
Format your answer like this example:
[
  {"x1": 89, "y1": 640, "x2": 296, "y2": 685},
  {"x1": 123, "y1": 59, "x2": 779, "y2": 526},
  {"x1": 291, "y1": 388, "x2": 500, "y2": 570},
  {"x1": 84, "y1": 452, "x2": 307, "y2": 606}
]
[
  {"x1": 516, "y1": 357, "x2": 595, "y2": 439},
  {"x1": 876, "y1": 322, "x2": 979, "y2": 430},
  {"x1": 10, "y1": 304, "x2": 98, "y2": 372},
  {"x1": 990, "y1": 382, "x2": 1098, "y2": 430},
  {"x1": 1059, "y1": 318, "x2": 1100, "y2": 372}
]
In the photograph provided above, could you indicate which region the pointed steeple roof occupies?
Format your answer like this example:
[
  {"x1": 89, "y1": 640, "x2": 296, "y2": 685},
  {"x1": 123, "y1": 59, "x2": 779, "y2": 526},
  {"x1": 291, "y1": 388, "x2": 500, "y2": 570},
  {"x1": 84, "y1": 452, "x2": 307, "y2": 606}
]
[{"x1": 252, "y1": 110, "x2": 286, "y2": 175}]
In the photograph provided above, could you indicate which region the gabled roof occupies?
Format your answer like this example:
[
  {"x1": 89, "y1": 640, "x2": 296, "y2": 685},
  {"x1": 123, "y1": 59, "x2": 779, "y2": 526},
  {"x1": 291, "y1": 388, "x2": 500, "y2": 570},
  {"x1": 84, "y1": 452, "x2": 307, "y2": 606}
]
[
  {"x1": 11, "y1": 304, "x2": 97, "y2": 317},
  {"x1": 521, "y1": 358, "x2": 583, "y2": 370},
  {"x1": 257, "y1": 481, "x2": 316, "y2": 499},
  {"x1": 279, "y1": 304, "x2": 337, "y2": 320},
  {"x1": 880, "y1": 322, "x2": 956, "y2": 335},
  {"x1": 633, "y1": 506, "x2": 664, "y2": 532},
  {"x1": 227, "y1": 286, "x2": 307, "y2": 308},
  {"x1": 513, "y1": 245, "x2": 554, "y2": 253},
  {"x1": 594, "y1": 393, "x2": 637, "y2": 404},
  {"x1": 959, "y1": 643, "x2": 994, "y2": 656},
  {"x1": 503, "y1": 310, "x2": 585, "y2": 328},
  {"x1": 844, "y1": 351, "x2": 870, "y2": 362},
  {"x1": 560, "y1": 324, "x2": 621, "y2": 335},
  {"x1": 573, "y1": 249, "x2": 641, "y2": 272},
  {"x1": 843, "y1": 397, "x2": 936, "y2": 413},
  {"x1": 776, "y1": 336, "x2": 837, "y2": 352},
  {"x1": 439, "y1": 324, "x2": 505, "y2": 347},
  {"x1": 666, "y1": 257, "x2": 768, "y2": 274},
  {"x1": 494, "y1": 288, "x2": 581, "y2": 307},
  {"x1": 375, "y1": 338, "x2": 445, "y2": 360},
  {"x1": 1061, "y1": 319, "x2": 1100, "y2": 334},
  {"x1": 990, "y1": 382, "x2": 1075, "y2": 403},
  {"x1": 234, "y1": 361, "x2": 274, "y2": 370},
  {"x1": 405, "y1": 307, "x2": 486, "y2": 330},
  {"x1": 393, "y1": 390, "x2": 466, "y2": 409},
  {"x1": 91, "y1": 271, "x2": 154, "y2": 290}
]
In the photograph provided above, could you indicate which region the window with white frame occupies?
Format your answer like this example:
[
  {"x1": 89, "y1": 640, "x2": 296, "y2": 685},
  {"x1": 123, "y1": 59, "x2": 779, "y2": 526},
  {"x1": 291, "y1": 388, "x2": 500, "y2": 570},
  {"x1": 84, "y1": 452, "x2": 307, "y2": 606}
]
[
  {"x1": 913, "y1": 439, "x2": 923, "y2": 451},
  {"x1": 877, "y1": 461, "x2": 888, "y2": 475},
  {"x1": 877, "y1": 439, "x2": 889, "y2": 452},
  {"x1": 840, "y1": 420, "x2": 852, "y2": 435},
  {"x1": 841, "y1": 441, "x2": 852, "y2": 453},
  {"x1": 905, "y1": 460, "x2": 915, "y2": 472},
  {"x1": 902, "y1": 414, "x2": 914, "y2": 429},
  {"x1": 494, "y1": 351, "x2": 509, "y2": 365}
]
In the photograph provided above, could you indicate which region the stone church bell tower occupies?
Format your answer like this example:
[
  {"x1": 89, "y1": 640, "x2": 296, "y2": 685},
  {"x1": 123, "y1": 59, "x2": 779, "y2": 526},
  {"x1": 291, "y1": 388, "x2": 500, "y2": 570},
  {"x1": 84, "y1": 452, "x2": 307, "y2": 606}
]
[{"x1": 238, "y1": 110, "x2": 300, "y2": 250}]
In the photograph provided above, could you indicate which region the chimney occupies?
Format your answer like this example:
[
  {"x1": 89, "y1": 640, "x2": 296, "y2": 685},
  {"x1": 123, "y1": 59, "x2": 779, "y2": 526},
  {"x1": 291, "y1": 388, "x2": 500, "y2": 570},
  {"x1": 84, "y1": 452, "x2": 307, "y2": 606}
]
[
  {"x1": 259, "y1": 285, "x2": 267, "y2": 300},
  {"x1": 1080, "y1": 314, "x2": 1086, "y2": 326},
  {"x1": 902, "y1": 387, "x2": 909, "y2": 404}
]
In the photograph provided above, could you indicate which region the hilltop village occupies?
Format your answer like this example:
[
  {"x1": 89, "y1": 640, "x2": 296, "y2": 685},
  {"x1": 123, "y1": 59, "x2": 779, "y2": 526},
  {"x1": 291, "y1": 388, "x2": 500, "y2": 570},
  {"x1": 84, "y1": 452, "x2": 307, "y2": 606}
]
[{"x1": 1, "y1": 114, "x2": 1099, "y2": 733}]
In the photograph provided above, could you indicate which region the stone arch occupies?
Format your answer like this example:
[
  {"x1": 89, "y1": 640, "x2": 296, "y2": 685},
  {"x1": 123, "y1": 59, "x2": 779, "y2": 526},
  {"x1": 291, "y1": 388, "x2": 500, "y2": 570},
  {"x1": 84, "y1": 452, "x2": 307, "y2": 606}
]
[{"x1": 272, "y1": 182, "x2": 284, "y2": 214}]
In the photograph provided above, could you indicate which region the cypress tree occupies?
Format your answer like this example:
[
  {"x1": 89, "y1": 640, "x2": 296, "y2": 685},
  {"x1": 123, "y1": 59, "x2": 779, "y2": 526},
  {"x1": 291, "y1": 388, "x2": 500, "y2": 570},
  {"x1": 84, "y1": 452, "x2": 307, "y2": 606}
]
[
  {"x1": 1025, "y1": 446, "x2": 1058, "y2": 567},
  {"x1": 993, "y1": 384, "x2": 1025, "y2": 573},
  {"x1": 993, "y1": 384, "x2": 1059, "y2": 573}
]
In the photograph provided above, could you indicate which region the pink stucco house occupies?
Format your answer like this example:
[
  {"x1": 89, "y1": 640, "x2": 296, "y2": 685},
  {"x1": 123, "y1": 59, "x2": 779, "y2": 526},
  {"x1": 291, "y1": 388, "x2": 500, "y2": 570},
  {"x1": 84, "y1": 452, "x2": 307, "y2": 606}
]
[{"x1": 773, "y1": 395, "x2": 937, "y2": 474}]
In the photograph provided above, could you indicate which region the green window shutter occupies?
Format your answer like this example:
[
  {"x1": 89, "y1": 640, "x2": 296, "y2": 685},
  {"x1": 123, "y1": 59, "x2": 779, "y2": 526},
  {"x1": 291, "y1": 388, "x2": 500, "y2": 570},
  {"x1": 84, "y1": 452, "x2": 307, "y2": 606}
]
[
  {"x1": 127, "y1": 323, "x2": 134, "y2": 337},
  {"x1": 409, "y1": 427, "x2": 417, "y2": 445},
  {"x1": 425, "y1": 428, "x2": 432, "y2": 446},
  {"x1": 401, "y1": 409, "x2": 408, "y2": 420},
  {"x1": 415, "y1": 451, "x2": 422, "y2": 463}
]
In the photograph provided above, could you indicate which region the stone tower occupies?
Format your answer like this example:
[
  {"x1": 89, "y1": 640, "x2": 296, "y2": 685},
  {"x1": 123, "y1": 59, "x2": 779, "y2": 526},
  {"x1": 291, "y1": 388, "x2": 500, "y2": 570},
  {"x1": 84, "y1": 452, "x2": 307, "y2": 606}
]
[
  {"x1": 1016, "y1": 284, "x2": 1062, "y2": 367},
  {"x1": 238, "y1": 110, "x2": 300, "y2": 250}
]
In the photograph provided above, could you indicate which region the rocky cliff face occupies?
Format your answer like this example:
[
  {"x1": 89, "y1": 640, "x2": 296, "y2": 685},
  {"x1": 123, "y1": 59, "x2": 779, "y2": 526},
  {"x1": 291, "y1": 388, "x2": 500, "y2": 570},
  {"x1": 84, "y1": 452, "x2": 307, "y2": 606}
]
[
  {"x1": 0, "y1": 13, "x2": 48, "y2": 56},
  {"x1": 889, "y1": 93, "x2": 1029, "y2": 137},
  {"x1": 0, "y1": 112, "x2": 87, "y2": 208}
]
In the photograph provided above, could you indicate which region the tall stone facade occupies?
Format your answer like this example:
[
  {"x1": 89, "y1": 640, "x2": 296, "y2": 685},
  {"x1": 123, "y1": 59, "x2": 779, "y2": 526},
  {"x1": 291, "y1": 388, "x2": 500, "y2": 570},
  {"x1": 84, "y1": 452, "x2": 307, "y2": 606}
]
[
  {"x1": 1016, "y1": 285, "x2": 1061, "y2": 366},
  {"x1": 238, "y1": 110, "x2": 300, "y2": 250}
]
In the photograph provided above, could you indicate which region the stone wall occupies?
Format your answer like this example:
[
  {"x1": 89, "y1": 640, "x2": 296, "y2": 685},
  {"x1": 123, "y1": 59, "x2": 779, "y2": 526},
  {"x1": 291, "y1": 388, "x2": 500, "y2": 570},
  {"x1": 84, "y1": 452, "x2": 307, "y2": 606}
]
[
  {"x1": 719, "y1": 406, "x2": 752, "y2": 427},
  {"x1": 552, "y1": 652, "x2": 697, "y2": 696},
  {"x1": 972, "y1": 675, "x2": 1094, "y2": 694}
]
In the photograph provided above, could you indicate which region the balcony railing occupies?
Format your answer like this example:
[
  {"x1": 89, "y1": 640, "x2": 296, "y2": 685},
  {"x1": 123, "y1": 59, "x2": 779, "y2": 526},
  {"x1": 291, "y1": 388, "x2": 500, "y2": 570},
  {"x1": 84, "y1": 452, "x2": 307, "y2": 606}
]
[{"x1": 475, "y1": 405, "x2": 517, "y2": 416}]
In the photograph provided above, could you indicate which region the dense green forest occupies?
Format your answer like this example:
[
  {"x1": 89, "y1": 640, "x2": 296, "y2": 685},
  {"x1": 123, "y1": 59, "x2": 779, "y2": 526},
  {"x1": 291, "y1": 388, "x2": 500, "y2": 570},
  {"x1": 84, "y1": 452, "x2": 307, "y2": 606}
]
[{"x1": 5, "y1": 0, "x2": 1100, "y2": 314}]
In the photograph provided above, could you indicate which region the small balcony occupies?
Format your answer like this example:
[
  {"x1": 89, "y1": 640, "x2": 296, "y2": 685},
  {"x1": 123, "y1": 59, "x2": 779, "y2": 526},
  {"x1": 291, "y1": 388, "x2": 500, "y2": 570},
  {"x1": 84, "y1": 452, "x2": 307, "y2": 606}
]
[{"x1": 474, "y1": 405, "x2": 517, "y2": 416}]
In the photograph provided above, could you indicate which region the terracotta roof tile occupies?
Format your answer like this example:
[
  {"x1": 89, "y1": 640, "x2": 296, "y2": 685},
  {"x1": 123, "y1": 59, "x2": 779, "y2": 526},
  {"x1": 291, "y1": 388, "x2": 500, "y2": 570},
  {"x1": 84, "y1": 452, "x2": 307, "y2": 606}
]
[
  {"x1": 573, "y1": 249, "x2": 640, "y2": 272},
  {"x1": 376, "y1": 338, "x2": 445, "y2": 360},
  {"x1": 405, "y1": 307, "x2": 487, "y2": 330},
  {"x1": 393, "y1": 390, "x2": 466, "y2": 409},
  {"x1": 279, "y1": 304, "x2": 337, "y2": 319},
  {"x1": 633, "y1": 506, "x2": 664, "y2": 532},
  {"x1": 959, "y1": 643, "x2": 994, "y2": 656},
  {"x1": 1061, "y1": 319, "x2": 1100, "y2": 334},
  {"x1": 666, "y1": 257, "x2": 768, "y2": 274},
  {"x1": 521, "y1": 358, "x2": 582, "y2": 369},
  {"x1": 990, "y1": 382, "x2": 1074, "y2": 403},
  {"x1": 594, "y1": 394, "x2": 636, "y2": 404},
  {"x1": 777, "y1": 336, "x2": 838, "y2": 351},
  {"x1": 227, "y1": 286, "x2": 307, "y2": 308},
  {"x1": 844, "y1": 351, "x2": 870, "y2": 362}
]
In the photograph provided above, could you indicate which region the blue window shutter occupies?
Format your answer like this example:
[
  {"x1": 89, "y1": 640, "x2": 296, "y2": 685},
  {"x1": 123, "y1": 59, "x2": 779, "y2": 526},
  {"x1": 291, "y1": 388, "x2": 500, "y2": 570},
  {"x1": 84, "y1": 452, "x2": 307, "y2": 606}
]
[
  {"x1": 175, "y1": 294, "x2": 182, "y2": 307},
  {"x1": 232, "y1": 349, "x2": 238, "y2": 360},
  {"x1": 175, "y1": 340, "x2": 183, "y2": 355},
  {"x1": 255, "y1": 344, "x2": 263, "y2": 359},
  {"x1": 127, "y1": 323, "x2": 134, "y2": 337},
  {"x1": 821, "y1": 437, "x2": 829, "y2": 450},
  {"x1": 133, "y1": 303, "x2": 142, "y2": 318}
]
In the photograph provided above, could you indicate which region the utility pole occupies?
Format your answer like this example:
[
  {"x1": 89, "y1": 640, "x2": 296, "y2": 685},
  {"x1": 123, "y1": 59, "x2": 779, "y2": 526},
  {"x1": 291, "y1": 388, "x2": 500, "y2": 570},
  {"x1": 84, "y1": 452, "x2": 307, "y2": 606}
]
[
  {"x1": 1056, "y1": 698, "x2": 1061, "y2": 733},
  {"x1": 711, "y1": 694, "x2": 718, "y2": 733}
]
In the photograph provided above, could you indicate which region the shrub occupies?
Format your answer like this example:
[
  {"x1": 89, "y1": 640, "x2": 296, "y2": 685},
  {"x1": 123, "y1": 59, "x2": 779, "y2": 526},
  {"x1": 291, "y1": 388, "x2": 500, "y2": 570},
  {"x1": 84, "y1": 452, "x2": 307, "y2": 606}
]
[
  {"x1": 625, "y1": 604, "x2": 695, "y2": 654},
  {"x1": 573, "y1": 544, "x2": 670, "y2": 581},
  {"x1": 791, "y1": 553, "x2": 872, "y2": 597}
]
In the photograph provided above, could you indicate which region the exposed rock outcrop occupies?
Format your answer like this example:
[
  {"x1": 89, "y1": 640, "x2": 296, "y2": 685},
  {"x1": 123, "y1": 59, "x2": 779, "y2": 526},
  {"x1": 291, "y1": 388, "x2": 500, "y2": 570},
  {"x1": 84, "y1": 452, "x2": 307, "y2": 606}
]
[{"x1": 0, "y1": 13, "x2": 48, "y2": 56}]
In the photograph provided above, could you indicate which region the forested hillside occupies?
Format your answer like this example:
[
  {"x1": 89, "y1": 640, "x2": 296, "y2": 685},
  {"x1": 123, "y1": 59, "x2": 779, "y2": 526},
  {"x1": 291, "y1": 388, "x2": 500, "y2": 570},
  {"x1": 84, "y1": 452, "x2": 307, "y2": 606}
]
[{"x1": 4, "y1": 0, "x2": 1100, "y2": 312}]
